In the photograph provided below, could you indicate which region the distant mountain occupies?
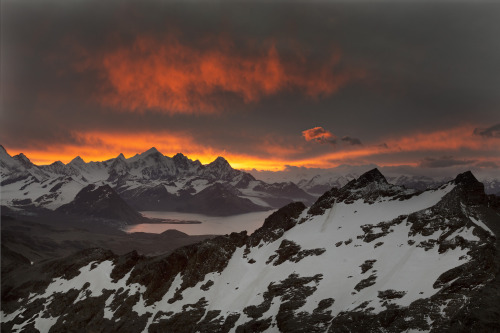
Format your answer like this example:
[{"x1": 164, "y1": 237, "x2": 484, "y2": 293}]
[
  {"x1": 2, "y1": 169, "x2": 499, "y2": 332},
  {"x1": 0, "y1": 146, "x2": 314, "y2": 217},
  {"x1": 56, "y1": 184, "x2": 147, "y2": 225},
  {"x1": 296, "y1": 171, "x2": 500, "y2": 197}
]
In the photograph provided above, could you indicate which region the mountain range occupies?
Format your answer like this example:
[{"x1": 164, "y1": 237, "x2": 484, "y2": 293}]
[
  {"x1": 3, "y1": 146, "x2": 499, "y2": 223},
  {"x1": 268, "y1": 170, "x2": 500, "y2": 197},
  {"x1": 2, "y1": 168, "x2": 499, "y2": 332},
  {"x1": 0, "y1": 146, "x2": 314, "y2": 219}
]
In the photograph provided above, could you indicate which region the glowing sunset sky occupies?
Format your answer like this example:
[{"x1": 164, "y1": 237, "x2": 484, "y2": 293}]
[{"x1": 1, "y1": 0, "x2": 499, "y2": 172}]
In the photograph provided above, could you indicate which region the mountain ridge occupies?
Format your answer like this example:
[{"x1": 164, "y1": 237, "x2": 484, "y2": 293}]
[
  {"x1": 0, "y1": 146, "x2": 314, "y2": 217},
  {"x1": 2, "y1": 168, "x2": 499, "y2": 332}
]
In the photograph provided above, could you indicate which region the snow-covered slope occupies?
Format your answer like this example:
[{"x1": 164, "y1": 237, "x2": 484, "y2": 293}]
[
  {"x1": 2, "y1": 169, "x2": 499, "y2": 332},
  {"x1": 0, "y1": 146, "x2": 314, "y2": 216}
]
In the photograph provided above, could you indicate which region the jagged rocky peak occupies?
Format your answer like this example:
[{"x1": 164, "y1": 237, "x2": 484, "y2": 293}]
[
  {"x1": 173, "y1": 152, "x2": 188, "y2": 160},
  {"x1": 110, "y1": 153, "x2": 128, "y2": 167},
  {"x1": 308, "y1": 169, "x2": 415, "y2": 215},
  {"x1": 116, "y1": 153, "x2": 126, "y2": 161},
  {"x1": 453, "y1": 170, "x2": 488, "y2": 205},
  {"x1": 0, "y1": 145, "x2": 16, "y2": 165},
  {"x1": 172, "y1": 152, "x2": 191, "y2": 167},
  {"x1": 210, "y1": 156, "x2": 231, "y2": 167},
  {"x1": 144, "y1": 146, "x2": 160, "y2": 155},
  {"x1": 205, "y1": 156, "x2": 233, "y2": 174},
  {"x1": 13, "y1": 153, "x2": 32, "y2": 165},
  {"x1": 69, "y1": 155, "x2": 86, "y2": 166},
  {"x1": 454, "y1": 170, "x2": 479, "y2": 186},
  {"x1": 201, "y1": 156, "x2": 241, "y2": 181},
  {"x1": 350, "y1": 168, "x2": 388, "y2": 188},
  {"x1": 128, "y1": 147, "x2": 163, "y2": 163},
  {"x1": 51, "y1": 160, "x2": 65, "y2": 167}
]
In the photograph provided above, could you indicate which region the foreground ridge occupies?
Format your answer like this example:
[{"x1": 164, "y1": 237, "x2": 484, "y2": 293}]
[{"x1": 2, "y1": 170, "x2": 500, "y2": 332}]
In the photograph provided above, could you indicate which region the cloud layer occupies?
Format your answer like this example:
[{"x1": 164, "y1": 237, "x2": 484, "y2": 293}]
[
  {"x1": 75, "y1": 36, "x2": 363, "y2": 114},
  {"x1": 1, "y1": 1, "x2": 499, "y2": 174}
]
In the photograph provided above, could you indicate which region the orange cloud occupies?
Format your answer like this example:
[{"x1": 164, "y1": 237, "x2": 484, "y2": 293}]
[
  {"x1": 76, "y1": 36, "x2": 364, "y2": 114},
  {"x1": 302, "y1": 127, "x2": 336, "y2": 145}
]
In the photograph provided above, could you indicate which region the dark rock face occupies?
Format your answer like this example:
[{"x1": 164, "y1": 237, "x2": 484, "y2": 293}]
[
  {"x1": 268, "y1": 240, "x2": 326, "y2": 266},
  {"x1": 454, "y1": 171, "x2": 489, "y2": 206},
  {"x1": 149, "y1": 297, "x2": 209, "y2": 332},
  {"x1": 360, "y1": 260, "x2": 377, "y2": 274},
  {"x1": 360, "y1": 216, "x2": 406, "y2": 243},
  {"x1": 184, "y1": 183, "x2": 269, "y2": 216},
  {"x1": 354, "y1": 168, "x2": 388, "y2": 187},
  {"x1": 127, "y1": 231, "x2": 248, "y2": 306},
  {"x1": 56, "y1": 184, "x2": 146, "y2": 224},
  {"x1": 121, "y1": 182, "x2": 270, "y2": 216},
  {"x1": 248, "y1": 202, "x2": 306, "y2": 247},
  {"x1": 241, "y1": 273, "x2": 326, "y2": 332},
  {"x1": 354, "y1": 274, "x2": 377, "y2": 292}
]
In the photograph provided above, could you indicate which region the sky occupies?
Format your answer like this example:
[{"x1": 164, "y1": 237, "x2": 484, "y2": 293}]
[{"x1": 1, "y1": 0, "x2": 499, "y2": 174}]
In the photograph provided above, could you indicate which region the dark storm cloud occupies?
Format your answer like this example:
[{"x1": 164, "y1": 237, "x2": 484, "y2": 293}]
[
  {"x1": 473, "y1": 124, "x2": 500, "y2": 138},
  {"x1": 341, "y1": 136, "x2": 362, "y2": 146},
  {"x1": 1, "y1": 0, "x2": 500, "y2": 166},
  {"x1": 419, "y1": 156, "x2": 476, "y2": 169}
]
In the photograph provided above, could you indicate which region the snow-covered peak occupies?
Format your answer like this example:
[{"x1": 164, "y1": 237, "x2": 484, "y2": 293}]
[
  {"x1": 116, "y1": 153, "x2": 126, "y2": 161},
  {"x1": 108, "y1": 154, "x2": 129, "y2": 177},
  {"x1": 172, "y1": 152, "x2": 187, "y2": 160},
  {"x1": 339, "y1": 168, "x2": 402, "y2": 200},
  {"x1": 206, "y1": 156, "x2": 231, "y2": 171},
  {"x1": 52, "y1": 161, "x2": 65, "y2": 167},
  {"x1": 202, "y1": 156, "x2": 242, "y2": 181},
  {"x1": 172, "y1": 152, "x2": 190, "y2": 166},
  {"x1": 0, "y1": 144, "x2": 7, "y2": 155},
  {"x1": 0, "y1": 145, "x2": 18, "y2": 170},
  {"x1": 69, "y1": 156, "x2": 86, "y2": 166},
  {"x1": 172, "y1": 153, "x2": 201, "y2": 174},
  {"x1": 13, "y1": 153, "x2": 34, "y2": 168},
  {"x1": 309, "y1": 170, "x2": 418, "y2": 215},
  {"x1": 213, "y1": 156, "x2": 229, "y2": 164},
  {"x1": 144, "y1": 147, "x2": 160, "y2": 155},
  {"x1": 127, "y1": 147, "x2": 164, "y2": 164}
]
